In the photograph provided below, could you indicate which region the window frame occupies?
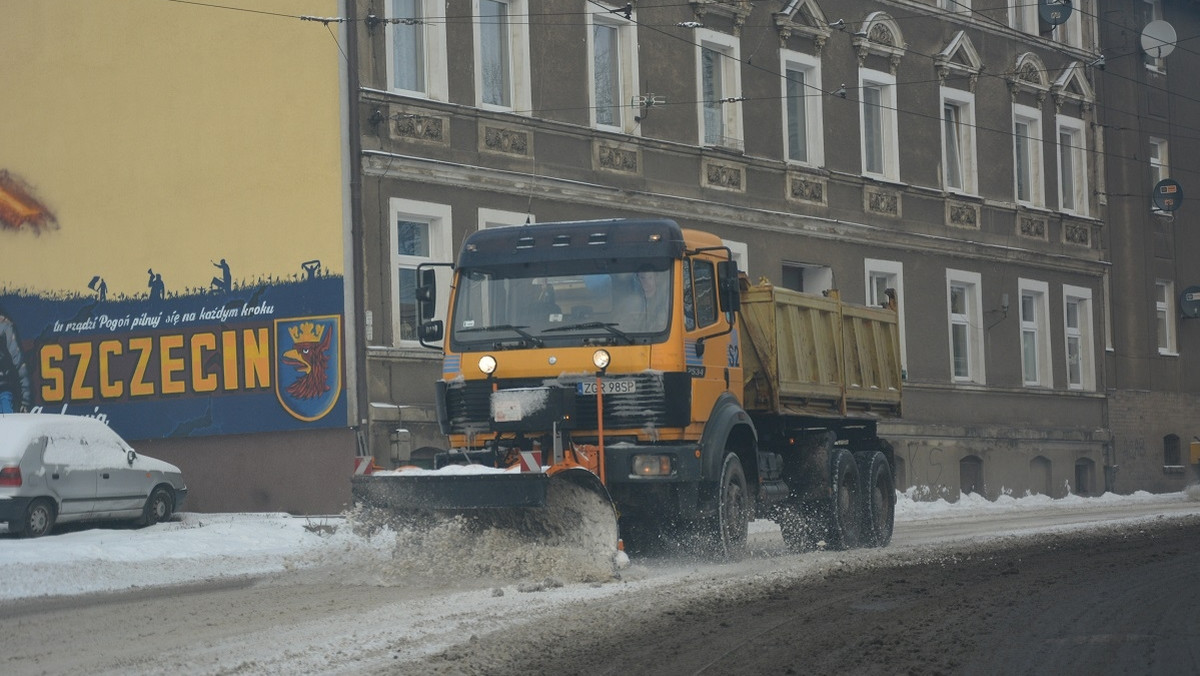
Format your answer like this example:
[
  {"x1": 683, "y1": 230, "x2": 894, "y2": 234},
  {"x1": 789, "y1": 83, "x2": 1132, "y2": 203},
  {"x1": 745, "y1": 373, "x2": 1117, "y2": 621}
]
[
  {"x1": 780, "y1": 49, "x2": 824, "y2": 166},
  {"x1": 477, "y1": 208, "x2": 533, "y2": 230},
  {"x1": 385, "y1": 0, "x2": 449, "y2": 100},
  {"x1": 696, "y1": 28, "x2": 743, "y2": 150},
  {"x1": 859, "y1": 68, "x2": 899, "y2": 181},
  {"x1": 1143, "y1": 0, "x2": 1166, "y2": 72},
  {"x1": 473, "y1": 0, "x2": 532, "y2": 114},
  {"x1": 1056, "y1": 114, "x2": 1089, "y2": 216},
  {"x1": 865, "y1": 258, "x2": 907, "y2": 375},
  {"x1": 1009, "y1": 0, "x2": 1038, "y2": 34},
  {"x1": 1013, "y1": 104, "x2": 1045, "y2": 207},
  {"x1": 1018, "y1": 279, "x2": 1052, "y2": 388},
  {"x1": 946, "y1": 269, "x2": 985, "y2": 384},
  {"x1": 389, "y1": 198, "x2": 453, "y2": 348},
  {"x1": 941, "y1": 87, "x2": 977, "y2": 195},
  {"x1": 588, "y1": 3, "x2": 639, "y2": 134},
  {"x1": 1156, "y1": 279, "x2": 1177, "y2": 355},
  {"x1": 1051, "y1": 0, "x2": 1085, "y2": 49},
  {"x1": 1063, "y1": 284, "x2": 1096, "y2": 391}
]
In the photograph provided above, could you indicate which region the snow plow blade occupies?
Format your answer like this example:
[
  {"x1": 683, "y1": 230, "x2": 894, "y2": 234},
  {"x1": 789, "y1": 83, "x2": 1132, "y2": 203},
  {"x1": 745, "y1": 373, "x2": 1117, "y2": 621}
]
[{"x1": 351, "y1": 472, "x2": 550, "y2": 511}]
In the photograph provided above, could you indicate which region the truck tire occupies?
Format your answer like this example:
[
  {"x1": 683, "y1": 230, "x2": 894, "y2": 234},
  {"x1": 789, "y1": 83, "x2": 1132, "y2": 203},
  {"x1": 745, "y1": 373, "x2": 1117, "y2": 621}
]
[
  {"x1": 702, "y1": 453, "x2": 750, "y2": 559},
  {"x1": 825, "y1": 448, "x2": 862, "y2": 550},
  {"x1": 856, "y1": 451, "x2": 895, "y2": 547}
]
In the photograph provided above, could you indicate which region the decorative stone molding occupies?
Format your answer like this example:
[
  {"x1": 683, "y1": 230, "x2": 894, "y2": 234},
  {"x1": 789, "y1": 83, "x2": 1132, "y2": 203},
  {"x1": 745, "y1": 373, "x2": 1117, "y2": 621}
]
[
  {"x1": 946, "y1": 199, "x2": 980, "y2": 229},
  {"x1": 1063, "y1": 222, "x2": 1091, "y2": 247},
  {"x1": 786, "y1": 172, "x2": 826, "y2": 206},
  {"x1": 479, "y1": 123, "x2": 531, "y2": 157},
  {"x1": 772, "y1": 0, "x2": 831, "y2": 52},
  {"x1": 1007, "y1": 52, "x2": 1050, "y2": 106},
  {"x1": 387, "y1": 109, "x2": 449, "y2": 146},
  {"x1": 702, "y1": 159, "x2": 745, "y2": 192},
  {"x1": 852, "y1": 12, "x2": 905, "y2": 74},
  {"x1": 1051, "y1": 61, "x2": 1096, "y2": 114},
  {"x1": 935, "y1": 31, "x2": 983, "y2": 92},
  {"x1": 1017, "y1": 215, "x2": 1048, "y2": 241},
  {"x1": 593, "y1": 142, "x2": 640, "y2": 175},
  {"x1": 864, "y1": 186, "x2": 900, "y2": 217},
  {"x1": 690, "y1": 0, "x2": 752, "y2": 36}
]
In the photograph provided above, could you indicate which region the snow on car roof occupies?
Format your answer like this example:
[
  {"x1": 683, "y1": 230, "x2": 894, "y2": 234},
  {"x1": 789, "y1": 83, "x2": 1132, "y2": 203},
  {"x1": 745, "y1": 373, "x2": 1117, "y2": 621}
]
[{"x1": 0, "y1": 413, "x2": 124, "y2": 461}]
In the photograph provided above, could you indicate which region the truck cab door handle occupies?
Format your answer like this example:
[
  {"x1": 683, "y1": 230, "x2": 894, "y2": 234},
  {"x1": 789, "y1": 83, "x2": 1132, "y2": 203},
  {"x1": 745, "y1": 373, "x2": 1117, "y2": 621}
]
[
  {"x1": 102, "y1": 473, "x2": 110, "y2": 479},
  {"x1": 52, "y1": 473, "x2": 60, "y2": 480}
]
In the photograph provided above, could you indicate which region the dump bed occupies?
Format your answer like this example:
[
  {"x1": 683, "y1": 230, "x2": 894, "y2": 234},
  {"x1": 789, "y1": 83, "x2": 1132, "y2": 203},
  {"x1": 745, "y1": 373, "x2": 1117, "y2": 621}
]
[{"x1": 739, "y1": 281, "x2": 902, "y2": 419}]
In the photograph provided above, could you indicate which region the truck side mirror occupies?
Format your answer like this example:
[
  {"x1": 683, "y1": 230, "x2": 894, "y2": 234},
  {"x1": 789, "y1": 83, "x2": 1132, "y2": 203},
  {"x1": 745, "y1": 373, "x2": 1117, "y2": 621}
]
[
  {"x1": 718, "y1": 260, "x2": 741, "y2": 314},
  {"x1": 417, "y1": 267, "x2": 438, "y2": 322},
  {"x1": 418, "y1": 320, "x2": 444, "y2": 343}
]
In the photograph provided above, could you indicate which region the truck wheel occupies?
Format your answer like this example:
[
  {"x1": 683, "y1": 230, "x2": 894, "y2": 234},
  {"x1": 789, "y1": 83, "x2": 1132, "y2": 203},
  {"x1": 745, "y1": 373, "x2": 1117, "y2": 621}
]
[
  {"x1": 707, "y1": 453, "x2": 750, "y2": 559},
  {"x1": 856, "y1": 451, "x2": 895, "y2": 547},
  {"x1": 825, "y1": 448, "x2": 862, "y2": 550}
]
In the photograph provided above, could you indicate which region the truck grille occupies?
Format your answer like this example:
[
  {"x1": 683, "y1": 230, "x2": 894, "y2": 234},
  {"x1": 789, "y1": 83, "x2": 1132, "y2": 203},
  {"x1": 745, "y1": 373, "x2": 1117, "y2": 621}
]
[{"x1": 440, "y1": 372, "x2": 691, "y2": 435}]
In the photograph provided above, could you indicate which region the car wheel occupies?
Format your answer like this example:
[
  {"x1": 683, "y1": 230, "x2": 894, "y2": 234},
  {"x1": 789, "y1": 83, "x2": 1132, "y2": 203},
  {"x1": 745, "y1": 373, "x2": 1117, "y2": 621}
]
[
  {"x1": 140, "y1": 487, "x2": 174, "y2": 527},
  {"x1": 20, "y1": 498, "x2": 56, "y2": 538}
]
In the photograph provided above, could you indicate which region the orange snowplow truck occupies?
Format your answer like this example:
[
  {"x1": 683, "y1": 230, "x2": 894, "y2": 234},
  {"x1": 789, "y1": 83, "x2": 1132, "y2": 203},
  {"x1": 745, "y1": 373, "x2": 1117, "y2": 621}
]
[{"x1": 353, "y1": 218, "x2": 902, "y2": 555}]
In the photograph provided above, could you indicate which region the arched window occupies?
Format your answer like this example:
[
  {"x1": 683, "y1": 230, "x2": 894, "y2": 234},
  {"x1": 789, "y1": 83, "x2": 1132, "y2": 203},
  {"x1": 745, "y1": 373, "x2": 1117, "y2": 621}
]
[{"x1": 1074, "y1": 457, "x2": 1096, "y2": 496}]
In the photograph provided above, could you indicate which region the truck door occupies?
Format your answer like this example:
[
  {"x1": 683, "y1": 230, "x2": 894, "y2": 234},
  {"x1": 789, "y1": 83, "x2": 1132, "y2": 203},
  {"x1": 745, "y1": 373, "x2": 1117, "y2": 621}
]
[{"x1": 682, "y1": 255, "x2": 737, "y2": 423}]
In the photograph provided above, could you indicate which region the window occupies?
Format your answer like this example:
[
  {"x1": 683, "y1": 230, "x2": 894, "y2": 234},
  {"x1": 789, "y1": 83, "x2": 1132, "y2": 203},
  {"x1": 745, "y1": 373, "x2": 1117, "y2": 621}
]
[
  {"x1": 1063, "y1": 285, "x2": 1095, "y2": 390},
  {"x1": 1013, "y1": 104, "x2": 1044, "y2": 207},
  {"x1": 1057, "y1": 116, "x2": 1088, "y2": 215},
  {"x1": 1164, "y1": 434, "x2": 1182, "y2": 466},
  {"x1": 683, "y1": 258, "x2": 718, "y2": 331},
  {"x1": 697, "y1": 29, "x2": 743, "y2": 150},
  {"x1": 860, "y1": 69, "x2": 899, "y2": 180},
  {"x1": 1156, "y1": 280, "x2": 1176, "y2": 354},
  {"x1": 1150, "y1": 137, "x2": 1168, "y2": 209},
  {"x1": 1018, "y1": 279, "x2": 1052, "y2": 387},
  {"x1": 865, "y1": 259, "x2": 907, "y2": 375},
  {"x1": 474, "y1": 0, "x2": 531, "y2": 112},
  {"x1": 941, "y1": 88, "x2": 977, "y2": 193},
  {"x1": 389, "y1": 199, "x2": 452, "y2": 346},
  {"x1": 589, "y1": 4, "x2": 639, "y2": 133},
  {"x1": 1143, "y1": 0, "x2": 1166, "y2": 71},
  {"x1": 781, "y1": 50, "x2": 824, "y2": 165},
  {"x1": 478, "y1": 208, "x2": 532, "y2": 230},
  {"x1": 386, "y1": 0, "x2": 448, "y2": 100},
  {"x1": 782, "y1": 262, "x2": 832, "y2": 294},
  {"x1": 1051, "y1": 0, "x2": 1084, "y2": 48},
  {"x1": 947, "y1": 270, "x2": 984, "y2": 384},
  {"x1": 1010, "y1": 0, "x2": 1038, "y2": 34}
]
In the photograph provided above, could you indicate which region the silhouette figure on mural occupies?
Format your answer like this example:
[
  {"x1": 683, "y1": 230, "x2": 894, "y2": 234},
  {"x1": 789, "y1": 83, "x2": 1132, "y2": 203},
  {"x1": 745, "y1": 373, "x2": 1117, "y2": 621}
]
[
  {"x1": 88, "y1": 275, "x2": 107, "y2": 301},
  {"x1": 211, "y1": 258, "x2": 232, "y2": 293},
  {"x1": 148, "y1": 269, "x2": 165, "y2": 300},
  {"x1": 302, "y1": 259, "x2": 322, "y2": 281},
  {"x1": 0, "y1": 304, "x2": 32, "y2": 413}
]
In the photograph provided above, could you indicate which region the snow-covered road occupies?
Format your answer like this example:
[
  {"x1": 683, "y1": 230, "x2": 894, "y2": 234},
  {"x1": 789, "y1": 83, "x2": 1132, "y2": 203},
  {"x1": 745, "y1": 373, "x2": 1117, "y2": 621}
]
[{"x1": 2, "y1": 489, "x2": 1199, "y2": 675}]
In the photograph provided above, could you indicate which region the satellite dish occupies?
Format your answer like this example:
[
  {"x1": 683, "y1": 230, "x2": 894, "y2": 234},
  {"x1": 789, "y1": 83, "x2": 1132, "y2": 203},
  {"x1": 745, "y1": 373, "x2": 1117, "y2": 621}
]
[
  {"x1": 1141, "y1": 20, "x2": 1177, "y2": 59},
  {"x1": 1039, "y1": 0, "x2": 1072, "y2": 27}
]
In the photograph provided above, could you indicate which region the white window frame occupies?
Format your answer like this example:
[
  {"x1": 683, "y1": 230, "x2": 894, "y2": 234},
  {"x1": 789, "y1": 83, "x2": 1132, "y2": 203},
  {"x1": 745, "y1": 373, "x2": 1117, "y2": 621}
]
[
  {"x1": 389, "y1": 198, "x2": 453, "y2": 348},
  {"x1": 860, "y1": 68, "x2": 899, "y2": 181},
  {"x1": 1010, "y1": 0, "x2": 1038, "y2": 34},
  {"x1": 941, "y1": 87, "x2": 977, "y2": 195},
  {"x1": 1063, "y1": 284, "x2": 1096, "y2": 391},
  {"x1": 1150, "y1": 137, "x2": 1168, "y2": 211},
  {"x1": 696, "y1": 28, "x2": 743, "y2": 150},
  {"x1": 1156, "y1": 279, "x2": 1177, "y2": 355},
  {"x1": 473, "y1": 0, "x2": 531, "y2": 114},
  {"x1": 477, "y1": 208, "x2": 533, "y2": 230},
  {"x1": 1051, "y1": 0, "x2": 1085, "y2": 49},
  {"x1": 588, "y1": 4, "x2": 639, "y2": 134},
  {"x1": 1056, "y1": 115, "x2": 1089, "y2": 216},
  {"x1": 1018, "y1": 279, "x2": 1052, "y2": 388},
  {"x1": 946, "y1": 270, "x2": 985, "y2": 384},
  {"x1": 1143, "y1": 0, "x2": 1166, "y2": 72},
  {"x1": 385, "y1": 0, "x2": 449, "y2": 101},
  {"x1": 723, "y1": 239, "x2": 748, "y2": 272},
  {"x1": 781, "y1": 49, "x2": 824, "y2": 166},
  {"x1": 865, "y1": 259, "x2": 907, "y2": 375},
  {"x1": 1013, "y1": 104, "x2": 1045, "y2": 207}
]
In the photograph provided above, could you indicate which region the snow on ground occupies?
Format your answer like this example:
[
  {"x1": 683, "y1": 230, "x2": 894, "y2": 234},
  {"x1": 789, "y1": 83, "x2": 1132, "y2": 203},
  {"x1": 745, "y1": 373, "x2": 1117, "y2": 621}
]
[{"x1": 1, "y1": 488, "x2": 1197, "y2": 601}]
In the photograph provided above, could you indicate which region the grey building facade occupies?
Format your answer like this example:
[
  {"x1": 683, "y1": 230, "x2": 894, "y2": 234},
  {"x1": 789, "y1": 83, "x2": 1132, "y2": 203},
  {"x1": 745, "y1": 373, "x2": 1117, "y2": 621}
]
[{"x1": 344, "y1": 0, "x2": 1188, "y2": 500}]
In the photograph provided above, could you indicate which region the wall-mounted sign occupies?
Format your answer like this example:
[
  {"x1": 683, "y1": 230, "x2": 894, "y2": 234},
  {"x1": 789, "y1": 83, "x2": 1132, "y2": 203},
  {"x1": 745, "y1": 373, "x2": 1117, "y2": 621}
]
[
  {"x1": 1154, "y1": 178, "x2": 1183, "y2": 212},
  {"x1": 1182, "y1": 286, "x2": 1200, "y2": 319}
]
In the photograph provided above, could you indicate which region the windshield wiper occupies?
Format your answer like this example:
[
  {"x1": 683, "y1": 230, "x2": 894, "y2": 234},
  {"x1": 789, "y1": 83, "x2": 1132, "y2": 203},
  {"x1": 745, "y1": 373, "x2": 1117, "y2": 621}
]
[
  {"x1": 458, "y1": 324, "x2": 544, "y2": 347},
  {"x1": 543, "y1": 321, "x2": 635, "y2": 345}
]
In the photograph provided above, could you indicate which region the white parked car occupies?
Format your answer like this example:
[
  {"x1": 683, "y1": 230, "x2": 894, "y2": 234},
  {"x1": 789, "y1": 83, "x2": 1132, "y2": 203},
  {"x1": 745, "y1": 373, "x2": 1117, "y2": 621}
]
[{"x1": 0, "y1": 414, "x2": 188, "y2": 538}]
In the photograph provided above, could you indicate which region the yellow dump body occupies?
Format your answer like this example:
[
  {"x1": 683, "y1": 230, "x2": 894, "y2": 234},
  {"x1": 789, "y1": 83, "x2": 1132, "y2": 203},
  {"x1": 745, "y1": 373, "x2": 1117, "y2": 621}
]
[{"x1": 739, "y1": 281, "x2": 902, "y2": 419}]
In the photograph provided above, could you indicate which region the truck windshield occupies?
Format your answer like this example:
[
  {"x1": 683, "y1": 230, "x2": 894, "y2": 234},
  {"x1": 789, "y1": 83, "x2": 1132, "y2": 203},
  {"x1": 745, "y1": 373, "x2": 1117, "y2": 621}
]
[{"x1": 450, "y1": 259, "x2": 672, "y2": 347}]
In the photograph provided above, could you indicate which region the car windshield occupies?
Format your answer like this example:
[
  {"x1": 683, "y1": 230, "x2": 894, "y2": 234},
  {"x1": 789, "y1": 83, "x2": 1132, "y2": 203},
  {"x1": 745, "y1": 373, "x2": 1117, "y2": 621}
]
[{"x1": 450, "y1": 258, "x2": 672, "y2": 347}]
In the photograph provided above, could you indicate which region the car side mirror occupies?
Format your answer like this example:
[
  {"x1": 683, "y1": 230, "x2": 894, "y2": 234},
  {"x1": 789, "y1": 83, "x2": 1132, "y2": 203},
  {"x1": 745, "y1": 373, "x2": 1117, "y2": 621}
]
[{"x1": 127, "y1": 450, "x2": 137, "y2": 465}]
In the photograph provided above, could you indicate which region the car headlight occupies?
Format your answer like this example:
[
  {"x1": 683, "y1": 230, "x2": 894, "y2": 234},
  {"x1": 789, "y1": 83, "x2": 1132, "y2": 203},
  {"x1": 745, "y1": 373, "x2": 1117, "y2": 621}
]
[
  {"x1": 478, "y1": 354, "x2": 498, "y2": 375},
  {"x1": 631, "y1": 454, "x2": 673, "y2": 476},
  {"x1": 592, "y1": 349, "x2": 611, "y2": 370}
]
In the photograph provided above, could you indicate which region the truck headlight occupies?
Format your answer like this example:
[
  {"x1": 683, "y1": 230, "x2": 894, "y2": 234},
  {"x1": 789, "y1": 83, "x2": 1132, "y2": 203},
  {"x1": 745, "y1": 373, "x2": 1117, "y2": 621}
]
[
  {"x1": 478, "y1": 354, "x2": 497, "y2": 375},
  {"x1": 592, "y1": 349, "x2": 611, "y2": 370},
  {"x1": 631, "y1": 454, "x2": 673, "y2": 476}
]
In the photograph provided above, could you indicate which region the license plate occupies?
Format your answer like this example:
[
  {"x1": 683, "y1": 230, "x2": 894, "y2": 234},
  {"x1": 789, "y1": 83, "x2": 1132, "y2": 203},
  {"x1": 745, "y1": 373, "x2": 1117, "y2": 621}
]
[{"x1": 577, "y1": 380, "x2": 637, "y2": 396}]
